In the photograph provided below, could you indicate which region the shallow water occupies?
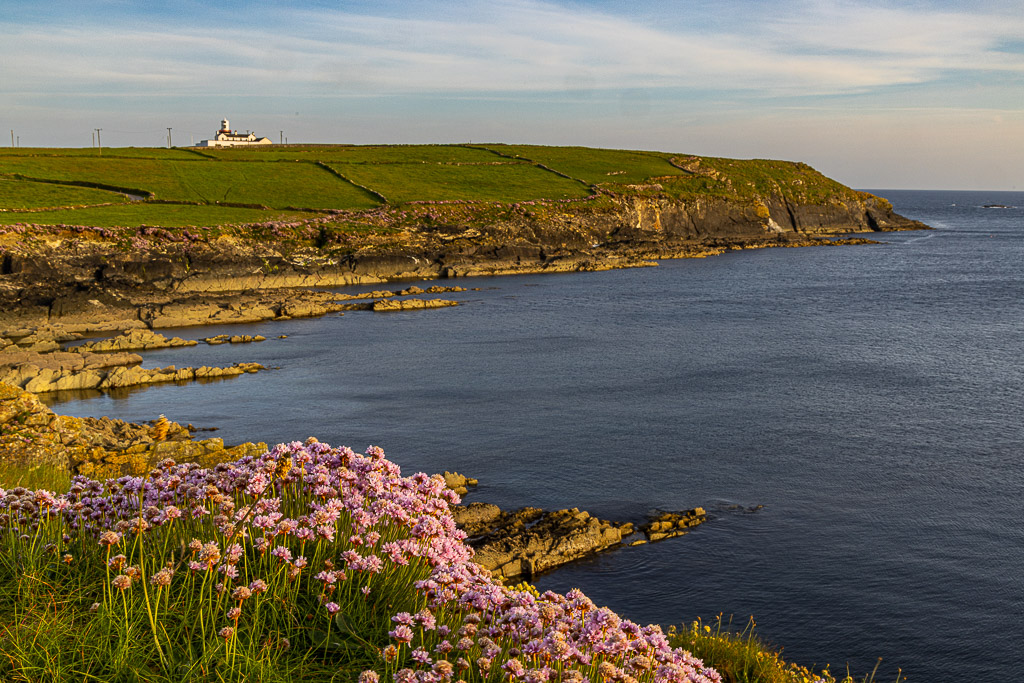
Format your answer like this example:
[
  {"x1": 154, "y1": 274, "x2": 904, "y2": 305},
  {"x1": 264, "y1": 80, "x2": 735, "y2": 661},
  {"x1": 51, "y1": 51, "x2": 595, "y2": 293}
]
[{"x1": 48, "y1": 190, "x2": 1024, "y2": 680}]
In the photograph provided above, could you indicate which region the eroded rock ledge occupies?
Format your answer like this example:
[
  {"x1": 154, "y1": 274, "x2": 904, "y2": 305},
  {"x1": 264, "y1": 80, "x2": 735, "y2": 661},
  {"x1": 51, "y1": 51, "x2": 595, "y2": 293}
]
[
  {"x1": 0, "y1": 347, "x2": 264, "y2": 394},
  {"x1": 450, "y1": 500, "x2": 709, "y2": 580}
]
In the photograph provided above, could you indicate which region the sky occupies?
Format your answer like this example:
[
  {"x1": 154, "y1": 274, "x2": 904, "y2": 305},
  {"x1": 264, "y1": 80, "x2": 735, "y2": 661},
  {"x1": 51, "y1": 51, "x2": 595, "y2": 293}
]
[{"x1": 2, "y1": 0, "x2": 1023, "y2": 190}]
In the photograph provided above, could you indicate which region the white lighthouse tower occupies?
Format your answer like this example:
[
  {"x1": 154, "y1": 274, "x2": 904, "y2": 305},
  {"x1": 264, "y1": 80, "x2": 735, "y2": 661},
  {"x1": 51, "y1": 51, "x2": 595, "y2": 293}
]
[{"x1": 196, "y1": 118, "x2": 272, "y2": 147}]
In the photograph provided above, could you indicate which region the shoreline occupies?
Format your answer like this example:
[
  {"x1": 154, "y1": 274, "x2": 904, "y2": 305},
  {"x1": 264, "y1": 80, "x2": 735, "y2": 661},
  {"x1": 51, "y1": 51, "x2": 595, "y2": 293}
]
[{"x1": 1, "y1": 232, "x2": 902, "y2": 336}]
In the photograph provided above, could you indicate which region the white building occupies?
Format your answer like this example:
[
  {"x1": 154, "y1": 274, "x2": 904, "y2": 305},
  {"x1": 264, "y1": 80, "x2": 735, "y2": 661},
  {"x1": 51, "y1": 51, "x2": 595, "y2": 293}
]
[{"x1": 197, "y1": 119, "x2": 272, "y2": 147}]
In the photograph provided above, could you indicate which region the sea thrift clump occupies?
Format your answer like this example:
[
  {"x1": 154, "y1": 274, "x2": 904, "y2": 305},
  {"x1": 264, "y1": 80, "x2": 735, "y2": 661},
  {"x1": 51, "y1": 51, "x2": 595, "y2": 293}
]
[{"x1": 0, "y1": 440, "x2": 720, "y2": 682}]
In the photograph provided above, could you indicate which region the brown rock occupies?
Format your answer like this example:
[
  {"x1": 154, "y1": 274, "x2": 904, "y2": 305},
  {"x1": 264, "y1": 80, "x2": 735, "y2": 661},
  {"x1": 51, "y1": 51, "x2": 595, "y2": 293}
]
[
  {"x1": 371, "y1": 298, "x2": 459, "y2": 312},
  {"x1": 467, "y1": 506, "x2": 632, "y2": 579},
  {"x1": 70, "y1": 329, "x2": 197, "y2": 352},
  {"x1": 640, "y1": 507, "x2": 708, "y2": 542}
]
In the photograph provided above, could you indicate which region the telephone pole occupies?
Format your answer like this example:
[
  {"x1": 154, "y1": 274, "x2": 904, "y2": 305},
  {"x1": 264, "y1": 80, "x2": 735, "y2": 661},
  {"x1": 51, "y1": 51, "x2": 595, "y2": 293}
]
[
  {"x1": 95, "y1": 128, "x2": 102, "y2": 147},
  {"x1": 167, "y1": 127, "x2": 173, "y2": 148},
  {"x1": 9, "y1": 130, "x2": 13, "y2": 148},
  {"x1": 280, "y1": 130, "x2": 283, "y2": 144}
]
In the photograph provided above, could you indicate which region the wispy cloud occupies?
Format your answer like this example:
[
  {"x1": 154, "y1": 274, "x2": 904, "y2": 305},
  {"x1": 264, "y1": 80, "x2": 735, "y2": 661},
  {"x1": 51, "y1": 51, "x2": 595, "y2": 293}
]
[{"x1": 3, "y1": 0, "x2": 1022, "y2": 99}]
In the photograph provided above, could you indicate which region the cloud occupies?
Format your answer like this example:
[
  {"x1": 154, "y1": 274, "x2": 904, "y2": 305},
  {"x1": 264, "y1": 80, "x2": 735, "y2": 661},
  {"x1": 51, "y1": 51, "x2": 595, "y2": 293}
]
[{"x1": 3, "y1": 0, "x2": 1023, "y2": 101}]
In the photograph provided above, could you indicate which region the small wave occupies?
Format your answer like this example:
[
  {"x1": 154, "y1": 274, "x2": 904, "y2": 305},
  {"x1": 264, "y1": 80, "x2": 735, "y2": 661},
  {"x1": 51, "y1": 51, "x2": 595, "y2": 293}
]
[{"x1": 903, "y1": 232, "x2": 937, "y2": 244}]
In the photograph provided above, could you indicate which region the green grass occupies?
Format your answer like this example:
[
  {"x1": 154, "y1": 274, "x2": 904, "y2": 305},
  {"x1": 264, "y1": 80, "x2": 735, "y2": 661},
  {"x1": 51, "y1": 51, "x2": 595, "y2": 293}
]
[
  {"x1": 201, "y1": 144, "x2": 503, "y2": 164},
  {"x1": 0, "y1": 462, "x2": 70, "y2": 492},
  {"x1": 0, "y1": 158, "x2": 381, "y2": 210},
  {"x1": 0, "y1": 147, "x2": 207, "y2": 160},
  {"x1": 0, "y1": 203, "x2": 313, "y2": 228},
  {"x1": 670, "y1": 616, "x2": 903, "y2": 683},
  {"x1": 0, "y1": 178, "x2": 130, "y2": 209},
  {"x1": 659, "y1": 157, "x2": 864, "y2": 203},
  {"x1": 336, "y1": 160, "x2": 592, "y2": 204},
  {"x1": 478, "y1": 144, "x2": 687, "y2": 185}
]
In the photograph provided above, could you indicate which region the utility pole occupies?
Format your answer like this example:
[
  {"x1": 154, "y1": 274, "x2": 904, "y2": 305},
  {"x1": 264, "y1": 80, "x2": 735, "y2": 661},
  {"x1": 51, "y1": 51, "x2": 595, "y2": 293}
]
[
  {"x1": 280, "y1": 130, "x2": 283, "y2": 144},
  {"x1": 167, "y1": 127, "x2": 173, "y2": 148},
  {"x1": 9, "y1": 130, "x2": 13, "y2": 148},
  {"x1": 92, "y1": 131, "x2": 95, "y2": 147},
  {"x1": 95, "y1": 128, "x2": 102, "y2": 148}
]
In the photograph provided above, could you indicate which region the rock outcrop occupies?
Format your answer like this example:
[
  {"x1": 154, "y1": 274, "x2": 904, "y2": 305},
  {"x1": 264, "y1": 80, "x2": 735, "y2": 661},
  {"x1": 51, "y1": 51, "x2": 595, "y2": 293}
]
[
  {"x1": 202, "y1": 334, "x2": 266, "y2": 345},
  {"x1": 457, "y1": 504, "x2": 634, "y2": 579},
  {"x1": 0, "y1": 348, "x2": 264, "y2": 393},
  {"x1": 371, "y1": 298, "x2": 459, "y2": 312},
  {"x1": 69, "y1": 328, "x2": 197, "y2": 352},
  {"x1": 0, "y1": 381, "x2": 266, "y2": 480},
  {"x1": 442, "y1": 471, "x2": 479, "y2": 496},
  {"x1": 450, "y1": 499, "x2": 713, "y2": 578},
  {"x1": 640, "y1": 508, "x2": 707, "y2": 542}
]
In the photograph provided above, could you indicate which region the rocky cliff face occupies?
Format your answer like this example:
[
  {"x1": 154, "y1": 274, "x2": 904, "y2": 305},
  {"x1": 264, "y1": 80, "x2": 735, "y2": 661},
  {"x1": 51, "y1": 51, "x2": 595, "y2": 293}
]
[{"x1": 0, "y1": 189, "x2": 926, "y2": 331}]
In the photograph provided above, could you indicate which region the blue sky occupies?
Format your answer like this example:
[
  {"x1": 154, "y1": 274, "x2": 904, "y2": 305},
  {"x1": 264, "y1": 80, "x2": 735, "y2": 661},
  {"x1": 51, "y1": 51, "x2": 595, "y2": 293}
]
[{"x1": 2, "y1": 0, "x2": 1022, "y2": 189}]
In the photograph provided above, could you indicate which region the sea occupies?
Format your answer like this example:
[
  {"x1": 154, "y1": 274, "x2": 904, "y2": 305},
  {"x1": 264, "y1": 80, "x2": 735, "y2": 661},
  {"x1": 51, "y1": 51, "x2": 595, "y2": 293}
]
[{"x1": 45, "y1": 190, "x2": 1024, "y2": 681}]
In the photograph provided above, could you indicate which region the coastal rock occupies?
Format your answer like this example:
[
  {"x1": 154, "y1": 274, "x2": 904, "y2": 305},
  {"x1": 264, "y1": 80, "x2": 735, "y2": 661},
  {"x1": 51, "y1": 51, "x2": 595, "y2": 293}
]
[
  {"x1": 147, "y1": 300, "x2": 279, "y2": 328},
  {"x1": 203, "y1": 334, "x2": 266, "y2": 345},
  {"x1": 0, "y1": 349, "x2": 264, "y2": 393},
  {"x1": 0, "y1": 380, "x2": 268, "y2": 479},
  {"x1": 451, "y1": 502, "x2": 502, "y2": 535},
  {"x1": 371, "y1": 297, "x2": 459, "y2": 312},
  {"x1": 70, "y1": 328, "x2": 197, "y2": 352},
  {"x1": 466, "y1": 506, "x2": 634, "y2": 579},
  {"x1": 640, "y1": 507, "x2": 707, "y2": 541},
  {"x1": 442, "y1": 471, "x2": 479, "y2": 496}
]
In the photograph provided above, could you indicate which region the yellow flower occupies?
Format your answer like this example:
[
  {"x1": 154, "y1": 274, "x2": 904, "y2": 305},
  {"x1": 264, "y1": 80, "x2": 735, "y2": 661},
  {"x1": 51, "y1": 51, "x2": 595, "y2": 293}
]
[{"x1": 704, "y1": 625, "x2": 711, "y2": 633}]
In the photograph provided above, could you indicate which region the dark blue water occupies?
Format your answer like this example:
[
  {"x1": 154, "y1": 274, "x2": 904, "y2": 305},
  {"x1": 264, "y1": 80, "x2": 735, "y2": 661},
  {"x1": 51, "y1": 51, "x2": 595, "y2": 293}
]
[{"x1": 47, "y1": 190, "x2": 1024, "y2": 681}]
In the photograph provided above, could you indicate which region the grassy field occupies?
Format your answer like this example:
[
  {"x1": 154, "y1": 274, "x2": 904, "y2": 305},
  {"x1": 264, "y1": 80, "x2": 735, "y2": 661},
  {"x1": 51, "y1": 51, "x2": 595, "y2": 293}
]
[
  {"x1": 477, "y1": 144, "x2": 687, "y2": 185},
  {"x1": 0, "y1": 147, "x2": 206, "y2": 160},
  {"x1": 333, "y1": 160, "x2": 591, "y2": 204},
  {"x1": 0, "y1": 144, "x2": 863, "y2": 228},
  {"x1": 197, "y1": 144, "x2": 504, "y2": 164},
  {"x1": 0, "y1": 178, "x2": 129, "y2": 209}
]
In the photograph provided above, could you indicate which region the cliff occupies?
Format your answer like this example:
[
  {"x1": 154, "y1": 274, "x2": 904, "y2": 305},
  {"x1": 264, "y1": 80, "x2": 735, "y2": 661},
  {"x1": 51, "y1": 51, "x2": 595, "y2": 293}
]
[{"x1": 0, "y1": 148, "x2": 927, "y2": 331}]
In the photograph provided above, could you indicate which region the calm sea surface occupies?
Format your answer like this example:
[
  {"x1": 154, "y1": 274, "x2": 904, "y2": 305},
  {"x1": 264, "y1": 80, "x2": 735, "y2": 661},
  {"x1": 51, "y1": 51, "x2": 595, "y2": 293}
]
[{"x1": 47, "y1": 190, "x2": 1024, "y2": 681}]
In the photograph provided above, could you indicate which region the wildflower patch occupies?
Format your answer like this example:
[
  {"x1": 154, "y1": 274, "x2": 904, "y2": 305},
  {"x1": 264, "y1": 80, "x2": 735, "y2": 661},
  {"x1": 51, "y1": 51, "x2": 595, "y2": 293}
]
[{"x1": 0, "y1": 439, "x2": 725, "y2": 682}]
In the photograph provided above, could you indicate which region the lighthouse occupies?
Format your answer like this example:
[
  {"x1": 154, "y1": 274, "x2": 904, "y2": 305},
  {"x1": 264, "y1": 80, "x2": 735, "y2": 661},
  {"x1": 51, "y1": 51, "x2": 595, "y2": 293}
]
[{"x1": 196, "y1": 118, "x2": 272, "y2": 147}]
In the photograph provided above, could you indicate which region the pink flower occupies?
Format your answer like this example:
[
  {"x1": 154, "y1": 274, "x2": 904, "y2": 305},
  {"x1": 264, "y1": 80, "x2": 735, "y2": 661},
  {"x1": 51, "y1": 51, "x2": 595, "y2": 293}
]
[{"x1": 389, "y1": 624, "x2": 414, "y2": 644}]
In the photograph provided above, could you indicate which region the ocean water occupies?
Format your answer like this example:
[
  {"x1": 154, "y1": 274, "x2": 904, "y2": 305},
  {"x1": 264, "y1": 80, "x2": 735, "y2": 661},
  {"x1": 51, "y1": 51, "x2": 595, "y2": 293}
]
[{"x1": 47, "y1": 190, "x2": 1024, "y2": 681}]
